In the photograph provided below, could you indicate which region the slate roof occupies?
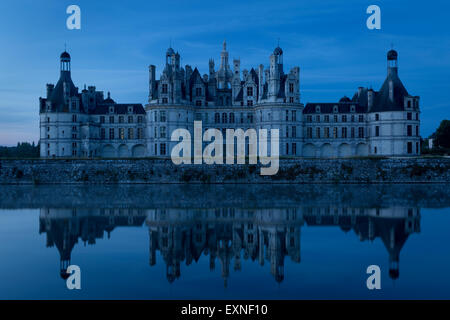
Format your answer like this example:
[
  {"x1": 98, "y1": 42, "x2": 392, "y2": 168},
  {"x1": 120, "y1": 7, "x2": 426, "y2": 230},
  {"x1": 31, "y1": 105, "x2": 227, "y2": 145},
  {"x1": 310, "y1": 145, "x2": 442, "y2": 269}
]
[{"x1": 90, "y1": 104, "x2": 146, "y2": 115}]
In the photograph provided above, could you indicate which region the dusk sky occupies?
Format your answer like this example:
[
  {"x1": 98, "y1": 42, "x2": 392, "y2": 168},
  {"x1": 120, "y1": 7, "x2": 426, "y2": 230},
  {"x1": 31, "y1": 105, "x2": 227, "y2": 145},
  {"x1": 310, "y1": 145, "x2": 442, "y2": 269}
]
[{"x1": 0, "y1": 0, "x2": 449, "y2": 145}]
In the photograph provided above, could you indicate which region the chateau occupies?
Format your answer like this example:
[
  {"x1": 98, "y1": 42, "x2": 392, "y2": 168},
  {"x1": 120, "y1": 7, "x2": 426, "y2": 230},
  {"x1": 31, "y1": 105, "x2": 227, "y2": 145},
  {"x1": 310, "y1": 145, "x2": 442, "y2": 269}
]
[{"x1": 39, "y1": 42, "x2": 421, "y2": 158}]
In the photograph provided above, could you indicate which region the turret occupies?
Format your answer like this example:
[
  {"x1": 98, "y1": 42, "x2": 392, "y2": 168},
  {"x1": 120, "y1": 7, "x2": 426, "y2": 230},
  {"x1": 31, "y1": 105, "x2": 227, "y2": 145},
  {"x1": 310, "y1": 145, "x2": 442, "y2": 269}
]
[{"x1": 387, "y1": 49, "x2": 398, "y2": 77}]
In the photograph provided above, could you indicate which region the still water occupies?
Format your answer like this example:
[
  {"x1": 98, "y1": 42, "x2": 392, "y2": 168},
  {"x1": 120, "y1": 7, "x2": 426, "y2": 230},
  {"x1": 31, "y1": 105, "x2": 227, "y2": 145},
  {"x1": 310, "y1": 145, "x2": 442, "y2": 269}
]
[{"x1": 0, "y1": 184, "x2": 449, "y2": 299}]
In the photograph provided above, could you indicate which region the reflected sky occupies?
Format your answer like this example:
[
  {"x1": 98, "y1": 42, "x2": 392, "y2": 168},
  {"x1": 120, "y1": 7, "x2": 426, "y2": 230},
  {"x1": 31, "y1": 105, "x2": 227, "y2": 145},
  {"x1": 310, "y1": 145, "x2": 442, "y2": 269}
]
[{"x1": 0, "y1": 184, "x2": 449, "y2": 299}]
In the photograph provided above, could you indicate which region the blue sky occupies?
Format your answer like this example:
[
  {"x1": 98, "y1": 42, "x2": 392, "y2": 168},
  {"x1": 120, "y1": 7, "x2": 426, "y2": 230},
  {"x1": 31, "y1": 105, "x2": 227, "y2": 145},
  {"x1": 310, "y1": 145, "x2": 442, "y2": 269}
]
[{"x1": 0, "y1": 0, "x2": 449, "y2": 145}]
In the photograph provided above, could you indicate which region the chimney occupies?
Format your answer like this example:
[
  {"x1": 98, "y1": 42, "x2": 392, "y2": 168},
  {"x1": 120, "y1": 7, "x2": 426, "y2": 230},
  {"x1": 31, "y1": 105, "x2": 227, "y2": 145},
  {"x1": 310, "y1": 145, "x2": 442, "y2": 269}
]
[
  {"x1": 368, "y1": 89, "x2": 374, "y2": 111},
  {"x1": 46, "y1": 84, "x2": 54, "y2": 98}
]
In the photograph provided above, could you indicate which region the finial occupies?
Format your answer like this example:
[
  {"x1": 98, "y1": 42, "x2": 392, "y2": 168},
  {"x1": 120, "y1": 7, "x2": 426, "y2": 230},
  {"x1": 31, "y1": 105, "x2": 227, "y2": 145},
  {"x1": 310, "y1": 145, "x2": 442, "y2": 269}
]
[{"x1": 223, "y1": 39, "x2": 226, "y2": 51}]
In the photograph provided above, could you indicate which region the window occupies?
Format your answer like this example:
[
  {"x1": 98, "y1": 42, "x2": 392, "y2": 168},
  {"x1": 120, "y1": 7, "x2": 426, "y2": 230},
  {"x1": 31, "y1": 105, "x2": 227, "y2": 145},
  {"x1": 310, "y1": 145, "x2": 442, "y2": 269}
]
[
  {"x1": 247, "y1": 113, "x2": 253, "y2": 123},
  {"x1": 247, "y1": 87, "x2": 253, "y2": 97},
  {"x1": 286, "y1": 143, "x2": 289, "y2": 155},
  {"x1": 109, "y1": 116, "x2": 114, "y2": 124},
  {"x1": 128, "y1": 116, "x2": 133, "y2": 123},
  {"x1": 240, "y1": 113, "x2": 244, "y2": 124},
  {"x1": 138, "y1": 116, "x2": 143, "y2": 123},
  {"x1": 72, "y1": 114, "x2": 77, "y2": 122},
  {"x1": 375, "y1": 114, "x2": 380, "y2": 121},
  {"x1": 342, "y1": 127, "x2": 347, "y2": 138},
  {"x1": 154, "y1": 111, "x2": 158, "y2": 122},
  {"x1": 416, "y1": 113, "x2": 419, "y2": 121},
  {"x1": 160, "y1": 111, "x2": 166, "y2": 122},
  {"x1": 333, "y1": 127, "x2": 338, "y2": 138},
  {"x1": 71, "y1": 102, "x2": 77, "y2": 111},
  {"x1": 351, "y1": 127, "x2": 355, "y2": 138},
  {"x1": 289, "y1": 97, "x2": 294, "y2": 103},
  {"x1": 316, "y1": 115, "x2": 320, "y2": 122},
  {"x1": 307, "y1": 115, "x2": 312, "y2": 123},
  {"x1": 407, "y1": 142, "x2": 413, "y2": 154},
  {"x1": 215, "y1": 113, "x2": 220, "y2": 123},
  {"x1": 289, "y1": 83, "x2": 294, "y2": 93},
  {"x1": 119, "y1": 116, "x2": 124, "y2": 123},
  {"x1": 416, "y1": 126, "x2": 419, "y2": 136},
  {"x1": 358, "y1": 115, "x2": 364, "y2": 122},
  {"x1": 376, "y1": 126, "x2": 380, "y2": 137},
  {"x1": 416, "y1": 142, "x2": 419, "y2": 154},
  {"x1": 292, "y1": 143, "x2": 297, "y2": 155},
  {"x1": 100, "y1": 116, "x2": 105, "y2": 124},
  {"x1": 119, "y1": 128, "x2": 125, "y2": 140},
  {"x1": 154, "y1": 127, "x2": 157, "y2": 138},
  {"x1": 160, "y1": 126, "x2": 166, "y2": 138},
  {"x1": 229, "y1": 113, "x2": 235, "y2": 123},
  {"x1": 100, "y1": 128, "x2": 105, "y2": 139},
  {"x1": 162, "y1": 83, "x2": 168, "y2": 94},
  {"x1": 109, "y1": 128, "x2": 114, "y2": 139},
  {"x1": 351, "y1": 115, "x2": 355, "y2": 122},
  {"x1": 162, "y1": 98, "x2": 168, "y2": 104},
  {"x1": 128, "y1": 128, "x2": 134, "y2": 139},
  {"x1": 358, "y1": 127, "x2": 364, "y2": 138},
  {"x1": 247, "y1": 100, "x2": 253, "y2": 106},
  {"x1": 324, "y1": 115, "x2": 330, "y2": 123},
  {"x1": 292, "y1": 126, "x2": 297, "y2": 138},
  {"x1": 195, "y1": 87, "x2": 202, "y2": 96},
  {"x1": 324, "y1": 127, "x2": 330, "y2": 138},
  {"x1": 307, "y1": 127, "x2": 312, "y2": 138},
  {"x1": 342, "y1": 115, "x2": 347, "y2": 122},
  {"x1": 286, "y1": 127, "x2": 289, "y2": 138},
  {"x1": 195, "y1": 100, "x2": 202, "y2": 106},
  {"x1": 374, "y1": 147, "x2": 377, "y2": 154},
  {"x1": 137, "y1": 128, "x2": 144, "y2": 139},
  {"x1": 222, "y1": 113, "x2": 227, "y2": 123},
  {"x1": 407, "y1": 125, "x2": 412, "y2": 137},
  {"x1": 160, "y1": 143, "x2": 166, "y2": 155},
  {"x1": 407, "y1": 112, "x2": 412, "y2": 120},
  {"x1": 316, "y1": 127, "x2": 320, "y2": 138},
  {"x1": 334, "y1": 115, "x2": 338, "y2": 122},
  {"x1": 292, "y1": 110, "x2": 296, "y2": 121}
]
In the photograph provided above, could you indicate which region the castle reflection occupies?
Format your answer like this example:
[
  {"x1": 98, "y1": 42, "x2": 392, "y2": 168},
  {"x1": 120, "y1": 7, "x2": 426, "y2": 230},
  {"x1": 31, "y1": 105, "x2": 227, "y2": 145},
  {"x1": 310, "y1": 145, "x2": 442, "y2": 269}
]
[{"x1": 39, "y1": 205, "x2": 420, "y2": 284}]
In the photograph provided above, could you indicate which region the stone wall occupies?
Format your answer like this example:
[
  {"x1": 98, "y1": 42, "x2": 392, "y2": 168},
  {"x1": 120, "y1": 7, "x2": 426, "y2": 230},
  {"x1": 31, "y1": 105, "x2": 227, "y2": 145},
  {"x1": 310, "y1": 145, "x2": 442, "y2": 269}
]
[{"x1": 0, "y1": 158, "x2": 449, "y2": 184}]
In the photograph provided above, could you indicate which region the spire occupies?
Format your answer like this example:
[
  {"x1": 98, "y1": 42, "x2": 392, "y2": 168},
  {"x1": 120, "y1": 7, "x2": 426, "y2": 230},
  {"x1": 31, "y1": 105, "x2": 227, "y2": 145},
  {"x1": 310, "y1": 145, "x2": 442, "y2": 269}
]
[{"x1": 223, "y1": 39, "x2": 227, "y2": 51}]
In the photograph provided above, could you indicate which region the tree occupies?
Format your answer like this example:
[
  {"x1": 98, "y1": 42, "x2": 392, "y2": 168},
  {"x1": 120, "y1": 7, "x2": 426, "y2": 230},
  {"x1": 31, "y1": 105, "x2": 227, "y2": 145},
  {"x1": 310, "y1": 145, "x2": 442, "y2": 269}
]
[{"x1": 434, "y1": 120, "x2": 450, "y2": 149}]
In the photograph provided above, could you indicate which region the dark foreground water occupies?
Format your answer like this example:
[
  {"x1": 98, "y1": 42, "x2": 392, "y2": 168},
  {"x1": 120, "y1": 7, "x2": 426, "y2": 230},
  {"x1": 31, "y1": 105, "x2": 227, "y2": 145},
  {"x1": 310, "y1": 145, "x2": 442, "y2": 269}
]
[{"x1": 0, "y1": 184, "x2": 449, "y2": 300}]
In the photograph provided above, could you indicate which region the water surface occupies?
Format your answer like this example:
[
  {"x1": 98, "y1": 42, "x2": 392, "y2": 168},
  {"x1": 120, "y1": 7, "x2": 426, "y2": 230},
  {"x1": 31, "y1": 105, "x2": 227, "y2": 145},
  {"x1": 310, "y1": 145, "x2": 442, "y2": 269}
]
[{"x1": 0, "y1": 184, "x2": 449, "y2": 299}]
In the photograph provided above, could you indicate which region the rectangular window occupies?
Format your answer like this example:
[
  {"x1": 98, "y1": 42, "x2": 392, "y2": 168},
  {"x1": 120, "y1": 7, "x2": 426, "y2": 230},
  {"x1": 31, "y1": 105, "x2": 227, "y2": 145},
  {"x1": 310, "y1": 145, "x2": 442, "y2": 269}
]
[
  {"x1": 407, "y1": 125, "x2": 412, "y2": 136},
  {"x1": 109, "y1": 116, "x2": 114, "y2": 124},
  {"x1": 162, "y1": 98, "x2": 168, "y2": 104},
  {"x1": 128, "y1": 128, "x2": 134, "y2": 139},
  {"x1": 324, "y1": 127, "x2": 330, "y2": 138},
  {"x1": 160, "y1": 143, "x2": 166, "y2": 155},
  {"x1": 286, "y1": 126, "x2": 289, "y2": 138},
  {"x1": 289, "y1": 97, "x2": 294, "y2": 103},
  {"x1": 109, "y1": 128, "x2": 114, "y2": 139},
  {"x1": 359, "y1": 115, "x2": 364, "y2": 122},
  {"x1": 307, "y1": 115, "x2": 312, "y2": 123},
  {"x1": 292, "y1": 126, "x2": 296, "y2": 138},
  {"x1": 119, "y1": 128, "x2": 125, "y2": 140},
  {"x1": 247, "y1": 87, "x2": 253, "y2": 97},
  {"x1": 292, "y1": 143, "x2": 297, "y2": 155},
  {"x1": 358, "y1": 127, "x2": 364, "y2": 138},
  {"x1": 72, "y1": 114, "x2": 77, "y2": 122},
  {"x1": 138, "y1": 116, "x2": 143, "y2": 123},
  {"x1": 407, "y1": 112, "x2": 412, "y2": 120},
  {"x1": 351, "y1": 127, "x2": 355, "y2": 138},
  {"x1": 160, "y1": 126, "x2": 166, "y2": 138},
  {"x1": 333, "y1": 127, "x2": 338, "y2": 138},
  {"x1": 286, "y1": 110, "x2": 289, "y2": 121},
  {"x1": 100, "y1": 116, "x2": 105, "y2": 124},
  {"x1": 342, "y1": 115, "x2": 347, "y2": 122},
  {"x1": 376, "y1": 126, "x2": 380, "y2": 137},
  {"x1": 286, "y1": 143, "x2": 289, "y2": 155},
  {"x1": 292, "y1": 110, "x2": 296, "y2": 121},
  {"x1": 416, "y1": 126, "x2": 419, "y2": 136},
  {"x1": 407, "y1": 142, "x2": 413, "y2": 154},
  {"x1": 162, "y1": 84, "x2": 168, "y2": 94},
  {"x1": 307, "y1": 127, "x2": 312, "y2": 138},
  {"x1": 342, "y1": 127, "x2": 347, "y2": 138},
  {"x1": 137, "y1": 128, "x2": 144, "y2": 139},
  {"x1": 316, "y1": 127, "x2": 320, "y2": 138},
  {"x1": 160, "y1": 111, "x2": 166, "y2": 122},
  {"x1": 324, "y1": 115, "x2": 329, "y2": 123},
  {"x1": 119, "y1": 116, "x2": 124, "y2": 123},
  {"x1": 247, "y1": 100, "x2": 253, "y2": 106},
  {"x1": 128, "y1": 116, "x2": 133, "y2": 123},
  {"x1": 100, "y1": 128, "x2": 105, "y2": 139},
  {"x1": 289, "y1": 83, "x2": 294, "y2": 93},
  {"x1": 375, "y1": 114, "x2": 380, "y2": 121},
  {"x1": 196, "y1": 87, "x2": 202, "y2": 96}
]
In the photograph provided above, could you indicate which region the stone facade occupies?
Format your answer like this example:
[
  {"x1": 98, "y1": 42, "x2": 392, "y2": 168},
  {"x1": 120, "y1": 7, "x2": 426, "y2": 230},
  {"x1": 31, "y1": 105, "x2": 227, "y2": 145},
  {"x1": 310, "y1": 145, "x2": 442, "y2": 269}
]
[{"x1": 39, "y1": 44, "x2": 420, "y2": 158}]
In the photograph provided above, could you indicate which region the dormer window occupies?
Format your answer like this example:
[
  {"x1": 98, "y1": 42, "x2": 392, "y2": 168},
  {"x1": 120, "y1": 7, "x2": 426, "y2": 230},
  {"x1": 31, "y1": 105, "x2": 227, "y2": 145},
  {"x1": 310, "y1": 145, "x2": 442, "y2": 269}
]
[
  {"x1": 109, "y1": 106, "x2": 114, "y2": 114},
  {"x1": 195, "y1": 87, "x2": 202, "y2": 96},
  {"x1": 128, "y1": 106, "x2": 133, "y2": 113},
  {"x1": 315, "y1": 105, "x2": 321, "y2": 113},
  {"x1": 350, "y1": 105, "x2": 355, "y2": 113},
  {"x1": 162, "y1": 83, "x2": 168, "y2": 94},
  {"x1": 333, "y1": 106, "x2": 338, "y2": 113},
  {"x1": 247, "y1": 87, "x2": 253, "y2": 97}
]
